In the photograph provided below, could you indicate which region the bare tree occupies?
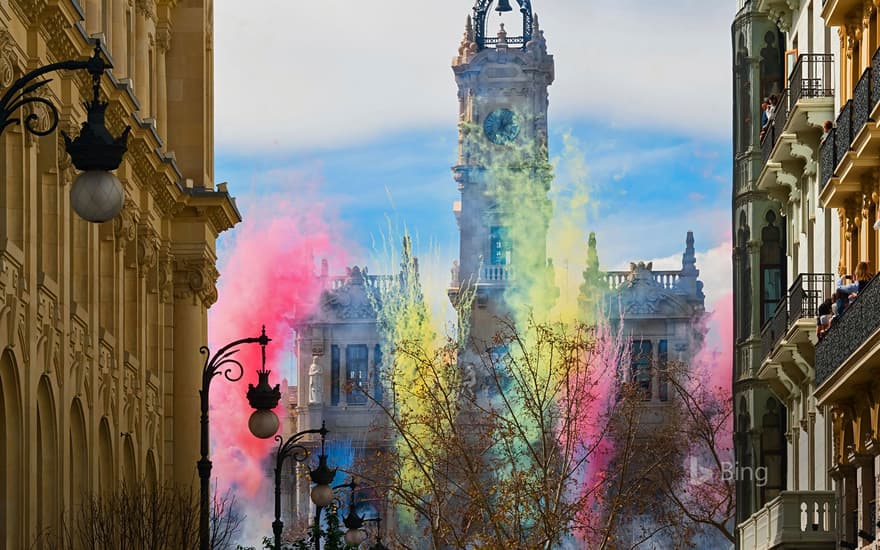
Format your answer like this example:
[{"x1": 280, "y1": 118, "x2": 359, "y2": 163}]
[
  {"x1": 655, "y1": 361, "x2": 735, "y2": 544},
  {"x1": 31, "y1": 480, "x2": 244, "y2": 550},
  {"x1": 353, "y1": 314, "x2": 682, "y2": 550}
]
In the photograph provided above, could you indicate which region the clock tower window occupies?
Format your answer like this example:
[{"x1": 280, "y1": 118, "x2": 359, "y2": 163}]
[{"x1": 490, "y1": 226, "x2": 512, "y2": 265}]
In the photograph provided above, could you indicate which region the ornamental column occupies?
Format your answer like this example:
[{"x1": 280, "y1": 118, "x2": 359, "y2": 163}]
[
  {"x1": 155, "y1": 24, "x2": 170, "y2": 145},
  {"x1": 170, "y1": 255, "x2": 218, "y2": 486},
  {"x1": 111, "y1": 0, "x2": 127, "y2": 77},
  {"x1": 134, "y1": 0, "x2": 153, "y2": 115}
]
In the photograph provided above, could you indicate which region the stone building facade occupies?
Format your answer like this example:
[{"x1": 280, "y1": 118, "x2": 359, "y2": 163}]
[
  {"x1": 0, "y1": 0, "x2": 238, "y2": 546},
  {"x1": 814, "y1": 1, "x2": 880, "y2": 548},
  {"x1": 734, "y1": 1, "x2": 842, "y2": 549},
  {"x1": 604, "y1": 232, "x2": 706, "y2": 409},
  {"x1": 731, "y1": 1, "x2": 793, "y2": 537}
]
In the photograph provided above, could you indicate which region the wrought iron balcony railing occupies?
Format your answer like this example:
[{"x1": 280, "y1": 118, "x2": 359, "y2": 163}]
[
  {"x1": 819, "y1": 127, "x2": 835, "y2": 191},
  {"x1": 835, "y1": 99, "x2": 853, "y2": 167},
  {"x1": 761, "y1": 124, "x2": 776, "y2": 165},
  {"x1": 772, "y1": 89, "x2": 790, "y2": 140},
  {"x1": 853, "y1": 67, "x2": 873, "y2": 136},
  {"x1": 816, "y1": 273, "x2": 880, "y2": 386},
  {"x1": 819, "y1": 47, "x2": 880, "y2": 190},
  {"x1": 761, "y1": 273, "x2": 834, "y2": 362},
  {"x1": 789, "y1": 53, "x2": 834, "y2": 101},
  {"x1": 761, "y1": 298, "x2": 788, "y2": 360}
]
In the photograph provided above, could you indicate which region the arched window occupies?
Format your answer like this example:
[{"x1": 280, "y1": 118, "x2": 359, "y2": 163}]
[
  {"x1": 0, "y1": 351, "x2": 22, "y2": 548},
  {"x1": 36, "y1": 377, "x2": 58, "y2": 534},
  {"x1": 98, "y1": 418, "x2": 115, "y2": 495},
  {"x1": 761, "y1": 211, "x2": 786, "y2": 326},
  {"x1": 69, "y1": 399, "x2": 88, "y2": 513},
  {"x1": 761, "y1": 397, "x2": 786, "y2": 504},
  {"x1": 737, "y1": 211, "x2": 752, "y2": 340}
]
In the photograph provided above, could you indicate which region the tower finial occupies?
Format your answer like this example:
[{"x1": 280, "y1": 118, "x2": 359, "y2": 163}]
[{"x1": 681, "y1": 231, "x2": 697, "y2": 275}]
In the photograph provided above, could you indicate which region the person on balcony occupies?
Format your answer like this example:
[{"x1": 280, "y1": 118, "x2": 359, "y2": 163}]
[
  {"x1": 835, "y1": 261, "x2": 871, "y2": 318},
  {"x1": 817, "y1": 298, "x2": 833, "y2": 338},
  {"x1": 760, "y1": 99, "x2": 770, "y2": 128}
]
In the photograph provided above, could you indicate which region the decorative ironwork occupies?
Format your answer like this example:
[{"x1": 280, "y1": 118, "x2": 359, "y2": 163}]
[
  {"x1": 835, "y1": 100, "x2": 852, "y2": 168},
  {"x1": 271, "y1": 422, "x2": 330, "y2": 550},
  {"x1": 788, "y1": 273, "x2": 834, "y2": 322},
  {"x1": 760, "y1": 273, "x2": 833, "y2": 362},
  {"x1": 760, "y1": 298, "x2": 787, "y2": 360},
  {"x1": 820, "y1": 128, "x2": 835, "y2": 191},
  {"x1": 473, "y1": 0, "x2": 533, "y2": 51},
  {"x1": 816, "y1": 274, "x2": 880, "y2": 386},
  {"x1": 0, "y1": 42, "x2": 109, "y2": 138},
  {"x1": 789, "y1": 53, "x2": 834, "y2": 101},
  {"x1": 853, "y1": 67, "x2": 872, "y2": 138},
  {"x1": 198, "y1": 327, "x2": 272, "y2": 550},
  {"x1": 772, "y1": 89, "x2": 789, "y2": 142},
  {"x1": 761, "y1": 124, "x2": 776, "y2": 165}
]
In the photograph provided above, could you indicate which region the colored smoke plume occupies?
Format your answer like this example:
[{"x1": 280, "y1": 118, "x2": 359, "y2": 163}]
[{"x1": 208, "y1": 191, "x2": 351, "y2": 533}]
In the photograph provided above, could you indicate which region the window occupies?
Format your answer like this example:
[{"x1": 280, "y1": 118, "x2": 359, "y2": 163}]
[
  {"x1": 490, "y1": 226, "x2": 511, "y2": 265},
  {"x1": 331, "y1": 345, "x2": 340, "y2": 406},
  {"x1": 373, "y1": 344, "x2": 383, "y2": 403},
  {"x1": 346, "y1": 345, "x2": 368, "y2": 405},
  {"x1": 760, "y1": 211, "x2": 786, "y2": 327},
  {"x1": 631, "y1": 340, "x2": 652, "y2": 400},
  {"x1": 658, "y1": 340, "x2": 668, "y2": 402}
]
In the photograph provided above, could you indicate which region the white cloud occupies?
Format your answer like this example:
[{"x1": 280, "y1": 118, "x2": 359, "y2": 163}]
[{"x1": 215, "y1": 1, "x2": 733, "y2": 152}]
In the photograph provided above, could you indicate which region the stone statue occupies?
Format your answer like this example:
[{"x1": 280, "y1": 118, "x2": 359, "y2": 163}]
[{"x1": 308, "y1": 356, "x2": 323, "y2": 405}]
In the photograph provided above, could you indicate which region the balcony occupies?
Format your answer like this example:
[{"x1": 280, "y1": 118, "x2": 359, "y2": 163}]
[
  {"x1": 480, "y1": 265, "x2": 513, "y2": 283},
  {"x1": 760, "y1": 273, "x2": 833, "y2": 361},
  {"x1": 821, "y1": 0, "x2": 864, "y2": 27},
  {"x1": 815, "y1": 274, "x2": 880, "y2": 398},
  {"x1": 758, "y1": 274, "x2": 833, "y2": 398},
  {"x1": 738, "y1": 491, "x2": 836, "y2": 550},
  {"x1": 819, "y1": 47, "x2": 880, "y2": 208},
  {"x1": 758, "y1": 54, "x2": 834, "y2": 197}
]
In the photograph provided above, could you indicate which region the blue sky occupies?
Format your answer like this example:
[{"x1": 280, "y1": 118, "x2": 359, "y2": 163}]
[{"x1": 214, "y1": 0, "x2": 734, "y2": 306}]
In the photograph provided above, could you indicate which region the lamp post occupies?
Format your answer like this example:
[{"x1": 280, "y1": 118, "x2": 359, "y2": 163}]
[
  {"x1": 0, "y1": 40, "x2": 130, "y2": 222},
  {"x1": 269, "y1": 422, "x2": 334, "y2": 550},
  {"x1": 337, "y1": 481, "x2": 367, "y2": 547},
  {"x1": 308, "y1": 437, "x2": 339, "y2": 550},
  {"x1": 198, "y1": 326, "x2": 277, "y2": 550},
  {"x1": 363, "y1": 517, "x2": 389, "y2": 550}
]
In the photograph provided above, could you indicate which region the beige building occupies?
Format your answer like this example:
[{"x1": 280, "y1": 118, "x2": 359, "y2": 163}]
[
  {"x1": 0, "y1": 0, "x2": 238, "y2": 547},
  {"x1": 735, "y1": 1, "x2": 841, "y2": 549}
]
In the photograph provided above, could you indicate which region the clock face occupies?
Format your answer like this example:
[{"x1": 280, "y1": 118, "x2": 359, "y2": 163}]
[{"x1": 483, "y1": 108, "x2": 520, "y2": 145}]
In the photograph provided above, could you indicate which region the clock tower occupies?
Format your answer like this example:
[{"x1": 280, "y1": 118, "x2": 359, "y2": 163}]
[{"x1": 449, "y1": 0, "x2": 555, "y2": 345}]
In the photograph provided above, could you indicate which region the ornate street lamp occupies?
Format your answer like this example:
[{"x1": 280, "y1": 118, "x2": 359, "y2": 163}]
[
  {"x1": 338, "y1": 481, "x2": 367, "y2": 547},
  {"x1": 197, "y1": 326, "x2": 274, "y2": 550},
  {"x1": 364, "y1": 517, "x2": 389, "y2": 550},
  {"x1": 308, "y1": 433, "x2": 339, "y2": 550},
  {"x1": 267, "y1": 422, "x2": 333, "y2": 550},
  {"x1": 0, "y1": 41, "x2": 130, "y2": 222}
]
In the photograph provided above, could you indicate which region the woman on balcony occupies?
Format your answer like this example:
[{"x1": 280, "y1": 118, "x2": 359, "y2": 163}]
[{"x1": 834, "y1": 261, "x2": 871, "y2": 319}]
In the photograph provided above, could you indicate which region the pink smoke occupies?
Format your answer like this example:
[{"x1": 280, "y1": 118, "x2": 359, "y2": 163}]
[
  {"x1": 689, "y1": 290, "x2": 734, "y2": 454},
  {"x1": 208, "y1": 194, "x2": 350, "y2": 507},
  {"x1": 570, "y1": 319, "x2": 628, "y2": 544}
]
